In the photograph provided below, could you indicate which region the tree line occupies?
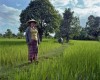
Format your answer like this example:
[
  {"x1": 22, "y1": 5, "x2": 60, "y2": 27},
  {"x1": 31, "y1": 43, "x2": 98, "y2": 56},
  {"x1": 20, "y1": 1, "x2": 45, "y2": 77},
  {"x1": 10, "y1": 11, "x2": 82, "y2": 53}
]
[
  {"x1": 1, "y1": 0, "x2": 100, "y2": 42},
  {"x1": 0, "y1": 29, "x2": 24, "y2": 39},
  {"x1": 57, "y1": 9, "x2": 100, "y2": 42},
  {"x1": 19, "y1": 0, "x2": 100, "y2": 42}
]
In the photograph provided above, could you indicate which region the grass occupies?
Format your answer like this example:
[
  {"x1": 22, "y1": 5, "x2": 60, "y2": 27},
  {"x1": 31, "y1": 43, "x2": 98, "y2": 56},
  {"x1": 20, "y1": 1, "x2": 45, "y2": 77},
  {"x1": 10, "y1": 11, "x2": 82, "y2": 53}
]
[
  {"x1": 0, "y1": 39, "x2": 100, "y2": 80},
  {"x1": 0, "y1": 39, "x2": 61, "y2": 67}
]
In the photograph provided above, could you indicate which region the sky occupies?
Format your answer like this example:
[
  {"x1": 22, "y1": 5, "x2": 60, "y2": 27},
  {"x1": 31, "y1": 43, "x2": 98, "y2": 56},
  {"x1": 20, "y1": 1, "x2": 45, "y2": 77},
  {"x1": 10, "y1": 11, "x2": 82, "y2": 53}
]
[{"x1": 0, "y1": 0, "x2": 100, "y2": 34}]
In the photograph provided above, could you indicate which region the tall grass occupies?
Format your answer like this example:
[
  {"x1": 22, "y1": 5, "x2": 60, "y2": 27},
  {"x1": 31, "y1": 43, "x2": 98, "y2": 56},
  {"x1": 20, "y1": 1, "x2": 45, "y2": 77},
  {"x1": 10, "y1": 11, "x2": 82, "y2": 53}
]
[
  {"x1": 0, "y1": 39, "x2": 61, "y2": 67},
  {"x1": 0, "y1": 39, "x2": 100, "y2": 80},
  {"x1": 63, "y1": 40, "x2": 100, "y2": 80}
]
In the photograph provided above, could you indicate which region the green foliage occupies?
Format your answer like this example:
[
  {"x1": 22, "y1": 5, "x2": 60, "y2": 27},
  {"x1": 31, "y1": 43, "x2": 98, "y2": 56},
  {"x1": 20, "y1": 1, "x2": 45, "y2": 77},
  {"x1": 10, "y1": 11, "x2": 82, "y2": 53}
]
[
  {"x1": 60, "y1": 8, "x2": 74, "y2": 42},
  {"x1": 4, "y1": 29, "x2": 13, "y2": 38},
  {"x1": 17, "y1": 32, "x2": 24, "y2": 39},
  {"x1": 12, "y1": 33, "x2": 17, "y2": 38},
  {"x1": 0, "y1": 33, "x2": 3, "y2": 38},
  {"x1": 54, "y1": 29, "x2": 61, "y2": 38},
  {"x1": 70, "y1": 17, "x2": 81, "y2": 39},
  {"x1": 86, "y1": 15, "x2": 100, "y2": 39},
  {"x1": 1, "y1": 30, "x2": 25, "y2": 39},
  {"x1": 19, "y1": 0, "x2": 61, "y2": 33}
]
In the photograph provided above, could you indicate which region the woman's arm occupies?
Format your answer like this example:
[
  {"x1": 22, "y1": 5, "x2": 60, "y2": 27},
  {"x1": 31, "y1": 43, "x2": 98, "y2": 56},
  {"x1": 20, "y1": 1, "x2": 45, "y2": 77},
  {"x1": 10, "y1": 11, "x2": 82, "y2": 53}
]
[{"x1": 25, "y1": 27, "x2": 30, "y2": 44}]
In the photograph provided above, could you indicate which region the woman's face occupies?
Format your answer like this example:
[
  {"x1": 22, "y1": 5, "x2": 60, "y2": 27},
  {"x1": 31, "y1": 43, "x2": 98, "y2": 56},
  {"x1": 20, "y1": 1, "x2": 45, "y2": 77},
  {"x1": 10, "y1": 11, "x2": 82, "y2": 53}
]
[{"x1": 30, "y1": 22, "x2": 36, "y2": 28}]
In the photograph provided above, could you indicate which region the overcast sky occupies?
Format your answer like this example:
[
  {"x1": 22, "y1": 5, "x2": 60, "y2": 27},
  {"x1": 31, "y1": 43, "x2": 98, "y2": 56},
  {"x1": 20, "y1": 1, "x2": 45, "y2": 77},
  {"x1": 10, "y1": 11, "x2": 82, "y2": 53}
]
[{"x1": 0, "y1": 0, "x2": 100, "y2": 34}]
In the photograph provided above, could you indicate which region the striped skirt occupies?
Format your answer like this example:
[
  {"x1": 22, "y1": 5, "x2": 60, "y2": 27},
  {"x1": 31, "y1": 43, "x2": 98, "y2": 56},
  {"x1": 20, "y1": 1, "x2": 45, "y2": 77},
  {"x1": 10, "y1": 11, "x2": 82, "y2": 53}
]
[{"x1": 28, "y1": 40, "x2": 38, "y2": 61}]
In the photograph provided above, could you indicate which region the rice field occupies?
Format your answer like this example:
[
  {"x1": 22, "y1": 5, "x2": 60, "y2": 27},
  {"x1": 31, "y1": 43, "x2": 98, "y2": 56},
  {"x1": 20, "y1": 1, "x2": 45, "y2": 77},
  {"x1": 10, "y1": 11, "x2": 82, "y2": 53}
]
[{"x1": 0, "y1": 39, "x2": 100, "y2": 80}]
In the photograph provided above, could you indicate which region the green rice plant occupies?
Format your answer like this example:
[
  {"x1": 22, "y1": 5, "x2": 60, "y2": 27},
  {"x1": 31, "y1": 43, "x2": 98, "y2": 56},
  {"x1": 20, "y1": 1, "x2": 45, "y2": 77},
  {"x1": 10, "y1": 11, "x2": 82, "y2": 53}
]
[
  {"x1": 0, "y1": 38, "x2": 61, "y2": 67},
  {"x1": 0, "y1": 39, "x2": 100, "y2": 80}
]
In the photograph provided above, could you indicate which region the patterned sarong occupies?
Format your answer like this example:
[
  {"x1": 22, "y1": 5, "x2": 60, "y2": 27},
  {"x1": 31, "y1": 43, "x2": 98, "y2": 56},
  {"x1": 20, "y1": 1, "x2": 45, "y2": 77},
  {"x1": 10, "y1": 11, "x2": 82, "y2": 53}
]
[{"x1": 28, "y1": 40, "x2": 38, "y2": 61}]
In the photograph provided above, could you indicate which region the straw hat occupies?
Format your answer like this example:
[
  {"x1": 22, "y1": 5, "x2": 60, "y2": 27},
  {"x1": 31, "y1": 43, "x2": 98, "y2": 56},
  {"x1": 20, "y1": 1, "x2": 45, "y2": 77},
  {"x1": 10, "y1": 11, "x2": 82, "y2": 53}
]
[{"x1": 27, "y1": 19, "x2": 37, "y2": 24}]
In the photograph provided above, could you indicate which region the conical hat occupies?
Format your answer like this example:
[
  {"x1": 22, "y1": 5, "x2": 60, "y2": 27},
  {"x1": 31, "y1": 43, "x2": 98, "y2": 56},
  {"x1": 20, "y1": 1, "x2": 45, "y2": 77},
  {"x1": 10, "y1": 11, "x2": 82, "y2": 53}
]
[{"x1": 27, "y1": 19, "x2": 37, "y2": 24}]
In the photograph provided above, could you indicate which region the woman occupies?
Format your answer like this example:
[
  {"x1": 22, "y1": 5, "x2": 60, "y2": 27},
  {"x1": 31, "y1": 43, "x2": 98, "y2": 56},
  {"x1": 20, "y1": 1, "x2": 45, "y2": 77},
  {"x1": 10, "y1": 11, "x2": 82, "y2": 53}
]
[{"x1": 25, "y1": 19, "x2": 38, "y2": 63}]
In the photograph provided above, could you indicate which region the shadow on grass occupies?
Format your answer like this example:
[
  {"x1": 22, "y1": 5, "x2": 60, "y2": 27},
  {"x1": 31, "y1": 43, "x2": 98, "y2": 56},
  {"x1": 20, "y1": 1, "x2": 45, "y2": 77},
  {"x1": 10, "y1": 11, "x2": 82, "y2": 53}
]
[
  {"x1": 0, "y1": 41, "x2": 26, "y2": 45},
  {"x1": 68, "y1": 42, "x2": 74, "y2": 45},
  {"x1": 15, "y1": 57, "x2": 52, "y2": 68},
  {"x1": 53, "y1": 41, "x2": 58, "y2": 43},
  {"x1": 0, "y1": 55, "x2": 58, "y2": 74},
  {"x1": 15, "y1": 62, "x2": 32, "y2": 68},
  {"x1": 42, "y1": 40, "x2": 49, "y2": 42},
  {"x1": 15, "y1": 57, "x2": 53, "y2": 68},
  {"x1": 0, "y1": 75, "x2": 8, "y2": 80}
]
